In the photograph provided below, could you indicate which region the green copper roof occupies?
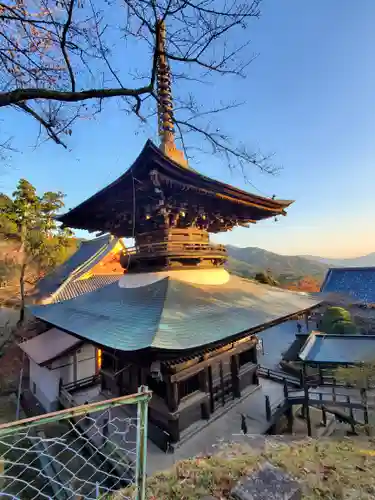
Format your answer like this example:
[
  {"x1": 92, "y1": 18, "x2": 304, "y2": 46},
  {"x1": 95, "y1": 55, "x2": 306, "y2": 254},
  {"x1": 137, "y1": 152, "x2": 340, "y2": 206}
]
[{"x1": 28, "y1": 275, "x2": 322, "y2": 352}]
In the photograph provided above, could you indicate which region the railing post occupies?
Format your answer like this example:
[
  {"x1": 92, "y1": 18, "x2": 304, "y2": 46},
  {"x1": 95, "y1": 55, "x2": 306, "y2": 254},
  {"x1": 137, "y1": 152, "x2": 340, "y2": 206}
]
[
  {"x1": 360, "y1": 388, "x2": 370, "y2": 436},
  {"x1": 283, "y1": 381, "x2": 288, "y2": 399},
  {"x1": 265, "y1": 395, "x2": 271, "y2": 421},
  {"x1": 332, "y1": 379, "x2": 336, "y2": 402},
  {"x1": 136, "y1": 385, "x2": 149, "y2": 500},
  {"x1": 347, "y1": 395, "x2": 356, "y2": 435},
  {"x1": 302, "y1": 365, "x2": 312, "y2": 437},
  {"x1": 319, "y1": 393, "x2": 327, "y2": 427}
]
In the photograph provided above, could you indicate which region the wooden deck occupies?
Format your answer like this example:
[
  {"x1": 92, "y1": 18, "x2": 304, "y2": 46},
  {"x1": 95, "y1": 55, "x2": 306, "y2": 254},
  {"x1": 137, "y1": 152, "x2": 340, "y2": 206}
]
[{"x1": 267, "y1": 384, "x2": 375, "y2": 432}]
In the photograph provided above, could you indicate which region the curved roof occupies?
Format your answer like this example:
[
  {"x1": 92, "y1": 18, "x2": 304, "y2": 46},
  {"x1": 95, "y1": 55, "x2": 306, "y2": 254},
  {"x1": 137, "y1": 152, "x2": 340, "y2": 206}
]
[
  {"x1": 321, "y1": 267, "x2": 375, "y2": 305},
  {"x1": 299, "y1": 333, "x2": 375, "y2": 364},
  {"x1": 58, "y1": 140, "x2": 293, "y2": 235},
  {"x1": 28, "y1": 274, "x2": 321, "y2": 352},
  {"x1": 30, "y1": 235, "x2": 123, "y2": 303}
]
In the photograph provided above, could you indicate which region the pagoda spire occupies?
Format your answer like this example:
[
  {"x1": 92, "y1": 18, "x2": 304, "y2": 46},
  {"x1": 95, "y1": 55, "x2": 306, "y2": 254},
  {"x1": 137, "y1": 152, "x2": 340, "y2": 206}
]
[{"x1": 156, "y1": 20, "x2": 188, "y2": 168}]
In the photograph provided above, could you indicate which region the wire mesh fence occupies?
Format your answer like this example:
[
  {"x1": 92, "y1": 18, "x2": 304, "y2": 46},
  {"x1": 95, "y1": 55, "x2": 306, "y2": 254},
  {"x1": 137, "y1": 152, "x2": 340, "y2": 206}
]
[{"x1": 0, "y1": 386, "x2": 151, "y2": 500}]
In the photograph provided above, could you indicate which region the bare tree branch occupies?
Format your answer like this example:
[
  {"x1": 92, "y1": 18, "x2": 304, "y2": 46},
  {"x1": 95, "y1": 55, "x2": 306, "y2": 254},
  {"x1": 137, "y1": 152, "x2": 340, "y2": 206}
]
[
  {"x1": 59, "y1": 0, "x2": 76, "y2": 92},
  {"x1": 15, "y1": 101, "x2": 67, "y2": 147},
  {"x1": 0, "y1": 85, "x2": 152, "y2": 106},
  {"x1": 0, "y1": 0, "x2": 277, "y2": 175}
]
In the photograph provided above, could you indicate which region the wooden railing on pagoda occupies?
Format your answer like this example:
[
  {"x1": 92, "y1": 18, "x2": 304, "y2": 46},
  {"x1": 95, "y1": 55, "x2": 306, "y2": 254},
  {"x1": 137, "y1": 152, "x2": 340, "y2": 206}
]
[{"x1": 121, "y1": 228, "x2": 228, "y2": 272}]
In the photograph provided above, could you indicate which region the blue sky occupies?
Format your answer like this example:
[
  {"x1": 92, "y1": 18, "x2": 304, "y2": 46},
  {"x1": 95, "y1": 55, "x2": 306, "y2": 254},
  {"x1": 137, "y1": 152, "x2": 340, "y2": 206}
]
[{"x1": 1, "y1": 0, "x2": 374, "y2": 258}]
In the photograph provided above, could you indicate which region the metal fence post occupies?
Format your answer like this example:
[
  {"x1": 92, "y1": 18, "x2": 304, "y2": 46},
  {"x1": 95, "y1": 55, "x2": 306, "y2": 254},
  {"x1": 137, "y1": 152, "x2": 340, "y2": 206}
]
[{"x1": 136, "y1": 385, "x2": 149, "y2": 500}]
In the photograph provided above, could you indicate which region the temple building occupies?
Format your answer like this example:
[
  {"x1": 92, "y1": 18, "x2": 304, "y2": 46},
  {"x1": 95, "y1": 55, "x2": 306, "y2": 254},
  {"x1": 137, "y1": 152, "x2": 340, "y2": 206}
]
[{"x1": 23, "y1": 21, "x2": 321, "y2": 449}]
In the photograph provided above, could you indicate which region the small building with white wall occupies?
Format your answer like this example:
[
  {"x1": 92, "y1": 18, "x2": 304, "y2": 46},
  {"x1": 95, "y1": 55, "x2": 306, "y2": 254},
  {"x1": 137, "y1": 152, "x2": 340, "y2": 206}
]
[{"x1": 19, "y1": 328, "x2": 100, "y2": 412}]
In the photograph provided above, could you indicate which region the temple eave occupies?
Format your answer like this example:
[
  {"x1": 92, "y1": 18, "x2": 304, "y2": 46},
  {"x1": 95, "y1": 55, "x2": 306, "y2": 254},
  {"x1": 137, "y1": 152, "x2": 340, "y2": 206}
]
[{"x1": 57, "y1": 141, "x2": 293, "y2": 233}]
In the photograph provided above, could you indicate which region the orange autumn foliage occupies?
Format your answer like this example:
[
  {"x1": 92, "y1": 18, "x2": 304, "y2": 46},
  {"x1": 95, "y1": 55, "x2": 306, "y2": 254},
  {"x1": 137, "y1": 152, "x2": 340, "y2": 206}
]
[
  {"x1": 286, "y1": 276, "x2": 321, "y2": 293},
  {"x1": 90, "y1": 248, "x2": 124, "y2": 275}
]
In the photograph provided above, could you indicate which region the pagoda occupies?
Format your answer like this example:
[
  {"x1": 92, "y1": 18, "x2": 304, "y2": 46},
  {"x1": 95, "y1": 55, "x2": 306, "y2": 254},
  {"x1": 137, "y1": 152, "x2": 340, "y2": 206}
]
[
  {"x1": 58, "y1": 20, "x2": 292, "y2": 273},
  {"x1": 27, "y1": 22, "x2": 320, "y2": 450}
]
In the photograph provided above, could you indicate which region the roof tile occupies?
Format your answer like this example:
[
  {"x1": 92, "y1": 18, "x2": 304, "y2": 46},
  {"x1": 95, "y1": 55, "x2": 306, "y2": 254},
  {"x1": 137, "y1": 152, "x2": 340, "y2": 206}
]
[{"x1": 321, "y1": 267, "x2": 375, "y2": 304}]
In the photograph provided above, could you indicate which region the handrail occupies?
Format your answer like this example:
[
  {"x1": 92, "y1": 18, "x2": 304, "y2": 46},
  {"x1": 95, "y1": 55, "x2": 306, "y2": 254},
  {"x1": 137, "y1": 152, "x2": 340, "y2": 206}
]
[
  {"x1": 265, "y1": 382, "x2": 375, "y2": 423},
  {"x1": 257, "y1": 366, "x2": 301, "y2": 386},
  {"x1": 125, "y1": 240, "x2": 227, "y2": 256},
  {"x1": 305, "y1": 374, "x2": 375, "y2": 390},
  {"x1": 62, "y1": 374, "x2": 100, "y2": 392}
]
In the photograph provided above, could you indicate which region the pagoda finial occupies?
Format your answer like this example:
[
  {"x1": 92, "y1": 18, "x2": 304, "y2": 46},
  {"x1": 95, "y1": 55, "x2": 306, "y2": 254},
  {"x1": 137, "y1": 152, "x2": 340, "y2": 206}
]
[{"x1": 156, "y1": 20, "x2": 188, "y2": 168}]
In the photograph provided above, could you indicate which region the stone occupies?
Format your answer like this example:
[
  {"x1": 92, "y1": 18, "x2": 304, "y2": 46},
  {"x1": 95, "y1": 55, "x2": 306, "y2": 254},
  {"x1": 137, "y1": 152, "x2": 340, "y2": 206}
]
[{"x1": 231, "y1": 462, "x2": 302, "y2": 500}]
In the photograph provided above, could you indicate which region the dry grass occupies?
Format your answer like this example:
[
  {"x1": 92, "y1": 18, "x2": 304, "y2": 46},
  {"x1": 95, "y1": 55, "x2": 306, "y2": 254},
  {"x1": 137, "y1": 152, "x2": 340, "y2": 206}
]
[{"x1": 114, "y1": 438, "x2": 375, "y2": 500}]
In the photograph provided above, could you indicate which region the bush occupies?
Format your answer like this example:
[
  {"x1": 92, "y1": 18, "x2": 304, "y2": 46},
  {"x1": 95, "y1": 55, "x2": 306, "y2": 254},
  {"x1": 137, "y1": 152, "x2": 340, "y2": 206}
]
[
  {"x1": 331, "y1": 320, "x2": 357, "y2": 335},
  {"x1": 254, "y1": 271, "x2": 279, "y2": 287},
  {"x1": 321, "y1": 306, "x2": 357, "y2": 335}
]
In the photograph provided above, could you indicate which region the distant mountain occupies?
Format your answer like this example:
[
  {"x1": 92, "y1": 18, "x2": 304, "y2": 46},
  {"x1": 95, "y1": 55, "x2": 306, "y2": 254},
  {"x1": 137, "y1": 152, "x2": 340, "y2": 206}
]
[
  {"x1": 301, "y1": 252, "x2": 375, "y2": 268},
  {"x1": 226, "y1": 246, "x2": 329, "y2": 283}
]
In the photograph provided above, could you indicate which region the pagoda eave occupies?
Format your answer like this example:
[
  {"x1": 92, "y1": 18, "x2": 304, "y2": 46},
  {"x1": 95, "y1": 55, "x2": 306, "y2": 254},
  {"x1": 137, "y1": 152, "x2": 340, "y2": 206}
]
[{"x1": 58, "y1": 141, "x2": 293, "y2": 234}]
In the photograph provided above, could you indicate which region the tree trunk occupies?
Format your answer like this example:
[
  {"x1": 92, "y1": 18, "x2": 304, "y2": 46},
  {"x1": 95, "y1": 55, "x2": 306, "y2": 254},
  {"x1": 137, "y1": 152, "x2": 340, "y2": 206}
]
[
  {"x1": 18, "y1": 222, "x2": 27, "y2": 324},
  {"x1": 19, "y1": 260, "x2": 27, "y2": 324}
]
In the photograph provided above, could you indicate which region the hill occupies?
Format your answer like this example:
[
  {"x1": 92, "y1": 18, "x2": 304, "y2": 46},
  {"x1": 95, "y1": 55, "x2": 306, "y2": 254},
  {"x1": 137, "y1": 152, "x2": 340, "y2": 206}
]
[
  {"x1": 0, "y1": 236, "x2": 79, "y2": 306},
  {"x1": 302, "y1": 252, "x2": 375, "y2": 268},
  {"x1": 226, "y1": 245, "x2": 329, "y2": 285}
]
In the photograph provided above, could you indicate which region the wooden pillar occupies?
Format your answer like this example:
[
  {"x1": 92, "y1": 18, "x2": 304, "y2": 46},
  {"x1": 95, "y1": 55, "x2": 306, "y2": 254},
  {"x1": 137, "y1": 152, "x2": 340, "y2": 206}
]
[
  {"x1": 361, "y1": 388, "x2": 370, "y2": 435},
  {"x1": 130, "y1": 365, "x2": 139, "y2": 393},
  {"x1": 219, "y1": 361, "x2": 225, "y2": 406},
  {"x1": 304, "y1": 311, "x2": 309, "y2": 332},
  {"x1": 303, "y1": 364, "x2": 312, "y2": 436},
  {"x1": 199, "y1": 369, "x2": 210, "y2": 419},
  {"x1": 230, "y1": 355, "x2": 241, "y2": 398},
  {"x1": 168, "y1": 418, "x2": 180, "y2": 443},
  {"x1": 208, "y1": 366, "x2": 214, "y2": 413},
  {"x1": 318, "y1": 365, "x2": 323, "y2": 386},
  {"x1": 166, "y1": 379, "x2": 179, "y2": 413},
  {"x1": 284, "y1": 381, "x2": 294, "y2": 433},
  {"x1": 141, "y1": 367, "x2": 148, "y2": 385},
  {"x1": 286, "y1": 406, "x2": 294, "y2": 433},
  {"x1": 347, "y1": 395, "x2": 357, "y2": 435},
  {"x1": 319, "y1": 393, "x2": 327, "y2": 427},
  {"x1": 199, "y1": 368, "x2": 209, "y2": 393},
  {"x1": 265, "y1": 395, "x2": 271, "y2": 421}
]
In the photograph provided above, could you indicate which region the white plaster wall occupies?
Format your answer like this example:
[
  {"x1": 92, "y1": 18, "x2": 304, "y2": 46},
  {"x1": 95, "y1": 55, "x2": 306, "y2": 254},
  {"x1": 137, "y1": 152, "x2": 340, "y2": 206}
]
[
  {"x1": 75, "y1": 343, "x2": 96, "y2": 381},
  {"x1": 50, "y1": 343, "x2": 96, "y2": 384},
  {"x1": 29, "y1": 359, "x2": 60, "y2": 412},
  {"x1": 51, "y1": 354, "x2": 74, "y2": 385},
  {"x1": 29, "y1": 343, "x2": 97, "y2": 412}
]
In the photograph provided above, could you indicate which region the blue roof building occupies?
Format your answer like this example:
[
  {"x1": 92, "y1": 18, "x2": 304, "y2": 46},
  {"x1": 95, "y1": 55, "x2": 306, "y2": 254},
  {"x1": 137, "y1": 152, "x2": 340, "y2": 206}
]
[
  {"x1": 321, "y1": 267, "x2": 375, "y2": 305},
  {"x1": 299, "y1": 332, "x2": 375, "y2": 365}
]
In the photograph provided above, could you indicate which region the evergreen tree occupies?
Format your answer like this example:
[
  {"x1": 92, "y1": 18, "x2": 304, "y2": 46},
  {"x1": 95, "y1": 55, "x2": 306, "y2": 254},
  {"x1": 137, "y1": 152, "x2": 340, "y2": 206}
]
[
  {"x1": 0, "y1": 179, "x2": 75, "y2": 321},
  {"x1": 254, "y1": 271, "x2": 280, "y2": 287}
]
